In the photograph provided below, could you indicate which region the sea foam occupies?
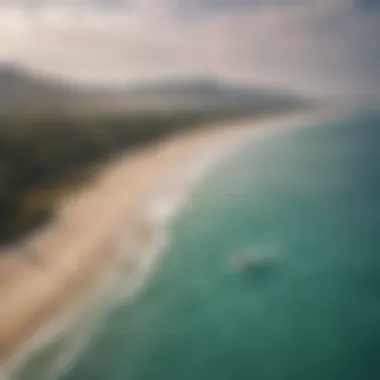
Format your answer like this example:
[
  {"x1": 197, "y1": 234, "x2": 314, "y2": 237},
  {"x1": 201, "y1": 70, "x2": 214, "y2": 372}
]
[
  {"x1": 5, "y1": 112, "x2": 326, "y2": 380},
  {"x1": 5, "y1": 133, "x2": 241, "y2": 380}
]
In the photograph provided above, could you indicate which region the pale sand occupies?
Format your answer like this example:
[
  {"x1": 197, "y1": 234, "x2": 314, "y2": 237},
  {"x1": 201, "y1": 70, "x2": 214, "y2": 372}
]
[{"x1": 0, "y1": 112, "x2": 317, "y2": 370}]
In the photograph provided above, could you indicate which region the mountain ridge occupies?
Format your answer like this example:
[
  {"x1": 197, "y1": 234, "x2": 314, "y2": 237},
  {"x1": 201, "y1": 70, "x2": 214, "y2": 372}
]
[{"x1": 0, "y1": 64, "x2": 307, "y2": 111}]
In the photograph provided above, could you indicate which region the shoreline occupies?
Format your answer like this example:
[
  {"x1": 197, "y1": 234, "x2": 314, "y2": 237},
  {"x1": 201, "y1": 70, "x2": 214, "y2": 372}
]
[{"x1": 0, "y1": 110, "x2": 335, "y2": 379}]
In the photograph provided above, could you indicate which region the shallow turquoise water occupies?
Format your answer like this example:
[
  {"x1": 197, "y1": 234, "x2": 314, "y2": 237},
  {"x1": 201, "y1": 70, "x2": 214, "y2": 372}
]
[{"x1": 61, "y1": 111, "x2": 380, "y2": 380}]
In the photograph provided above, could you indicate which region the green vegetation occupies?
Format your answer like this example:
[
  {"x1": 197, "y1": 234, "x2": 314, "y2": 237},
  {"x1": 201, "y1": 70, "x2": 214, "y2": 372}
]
[{"x1": 0, "y1": 106, "x2": 298, "y2": 244}]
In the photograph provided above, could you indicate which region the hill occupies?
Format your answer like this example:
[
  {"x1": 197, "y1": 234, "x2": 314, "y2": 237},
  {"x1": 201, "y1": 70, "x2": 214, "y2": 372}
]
[{"x1": 0, "y1": 65, "x2": 306, "y2": 112}]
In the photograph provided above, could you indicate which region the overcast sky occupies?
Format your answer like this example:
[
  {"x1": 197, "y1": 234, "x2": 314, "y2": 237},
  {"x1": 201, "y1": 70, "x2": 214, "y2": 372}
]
[{"x1": 0, "y1": 0, "x2": 379, "y2": 95}]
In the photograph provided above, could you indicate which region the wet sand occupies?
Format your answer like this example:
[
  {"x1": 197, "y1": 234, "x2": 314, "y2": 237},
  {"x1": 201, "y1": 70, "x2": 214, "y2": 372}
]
[
  {"x1": 0, "y1": 116, "x2": 268, "y2": 368},
  {"x1": 0, "y1": 111, "x2": 325, "y2": 377}
]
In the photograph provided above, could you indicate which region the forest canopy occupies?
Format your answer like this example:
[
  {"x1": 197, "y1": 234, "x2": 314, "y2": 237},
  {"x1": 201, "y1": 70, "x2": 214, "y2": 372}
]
[{"x1": 0, "y1": 106, "x2": 294, "y2": 244}]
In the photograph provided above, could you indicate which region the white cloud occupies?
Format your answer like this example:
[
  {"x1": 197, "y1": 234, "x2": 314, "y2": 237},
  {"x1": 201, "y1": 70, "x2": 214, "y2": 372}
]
[{"x1": 0, "y1": 0, "x2": 378, "y2": 95}]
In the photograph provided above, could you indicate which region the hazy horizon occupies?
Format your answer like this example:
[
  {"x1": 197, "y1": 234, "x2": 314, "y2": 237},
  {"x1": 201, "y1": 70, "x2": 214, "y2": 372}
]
[{"x1": 0, "y1": 0, "x2": 379, "y2": 98}]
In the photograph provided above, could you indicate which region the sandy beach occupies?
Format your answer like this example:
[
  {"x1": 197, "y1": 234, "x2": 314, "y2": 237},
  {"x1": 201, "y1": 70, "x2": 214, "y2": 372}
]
[{"x1": 0, "y1": 113, "x2": 315, "y2": 377}]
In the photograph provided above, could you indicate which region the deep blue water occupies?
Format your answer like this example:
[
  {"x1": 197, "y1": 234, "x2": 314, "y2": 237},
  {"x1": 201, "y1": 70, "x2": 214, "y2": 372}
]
[{"x1": 59, "y1": 110, "x2": 380, "y2": 380}]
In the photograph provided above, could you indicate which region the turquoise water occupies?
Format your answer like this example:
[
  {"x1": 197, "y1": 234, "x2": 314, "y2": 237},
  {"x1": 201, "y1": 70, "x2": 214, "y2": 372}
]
[{"x1": 61, "y1": 111, "x2": 380, "y2": 380}]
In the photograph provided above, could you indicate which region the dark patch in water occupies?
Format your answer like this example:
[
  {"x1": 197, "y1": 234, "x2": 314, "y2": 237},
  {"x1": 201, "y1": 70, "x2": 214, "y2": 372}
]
[{"x1": 240, "y1": 262, "x2": 277, "y2": 281}]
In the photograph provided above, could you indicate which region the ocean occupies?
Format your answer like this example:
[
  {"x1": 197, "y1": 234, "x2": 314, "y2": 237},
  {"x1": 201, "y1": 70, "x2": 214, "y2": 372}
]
[{"x1": 15, "y1": 110, "x2": 380, "y2": 380}]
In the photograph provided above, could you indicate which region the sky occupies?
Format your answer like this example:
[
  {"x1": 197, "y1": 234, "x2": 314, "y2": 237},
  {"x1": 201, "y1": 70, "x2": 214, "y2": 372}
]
[{"x1": 0, "y1": 0, "x2": 379, "y2": 96}]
